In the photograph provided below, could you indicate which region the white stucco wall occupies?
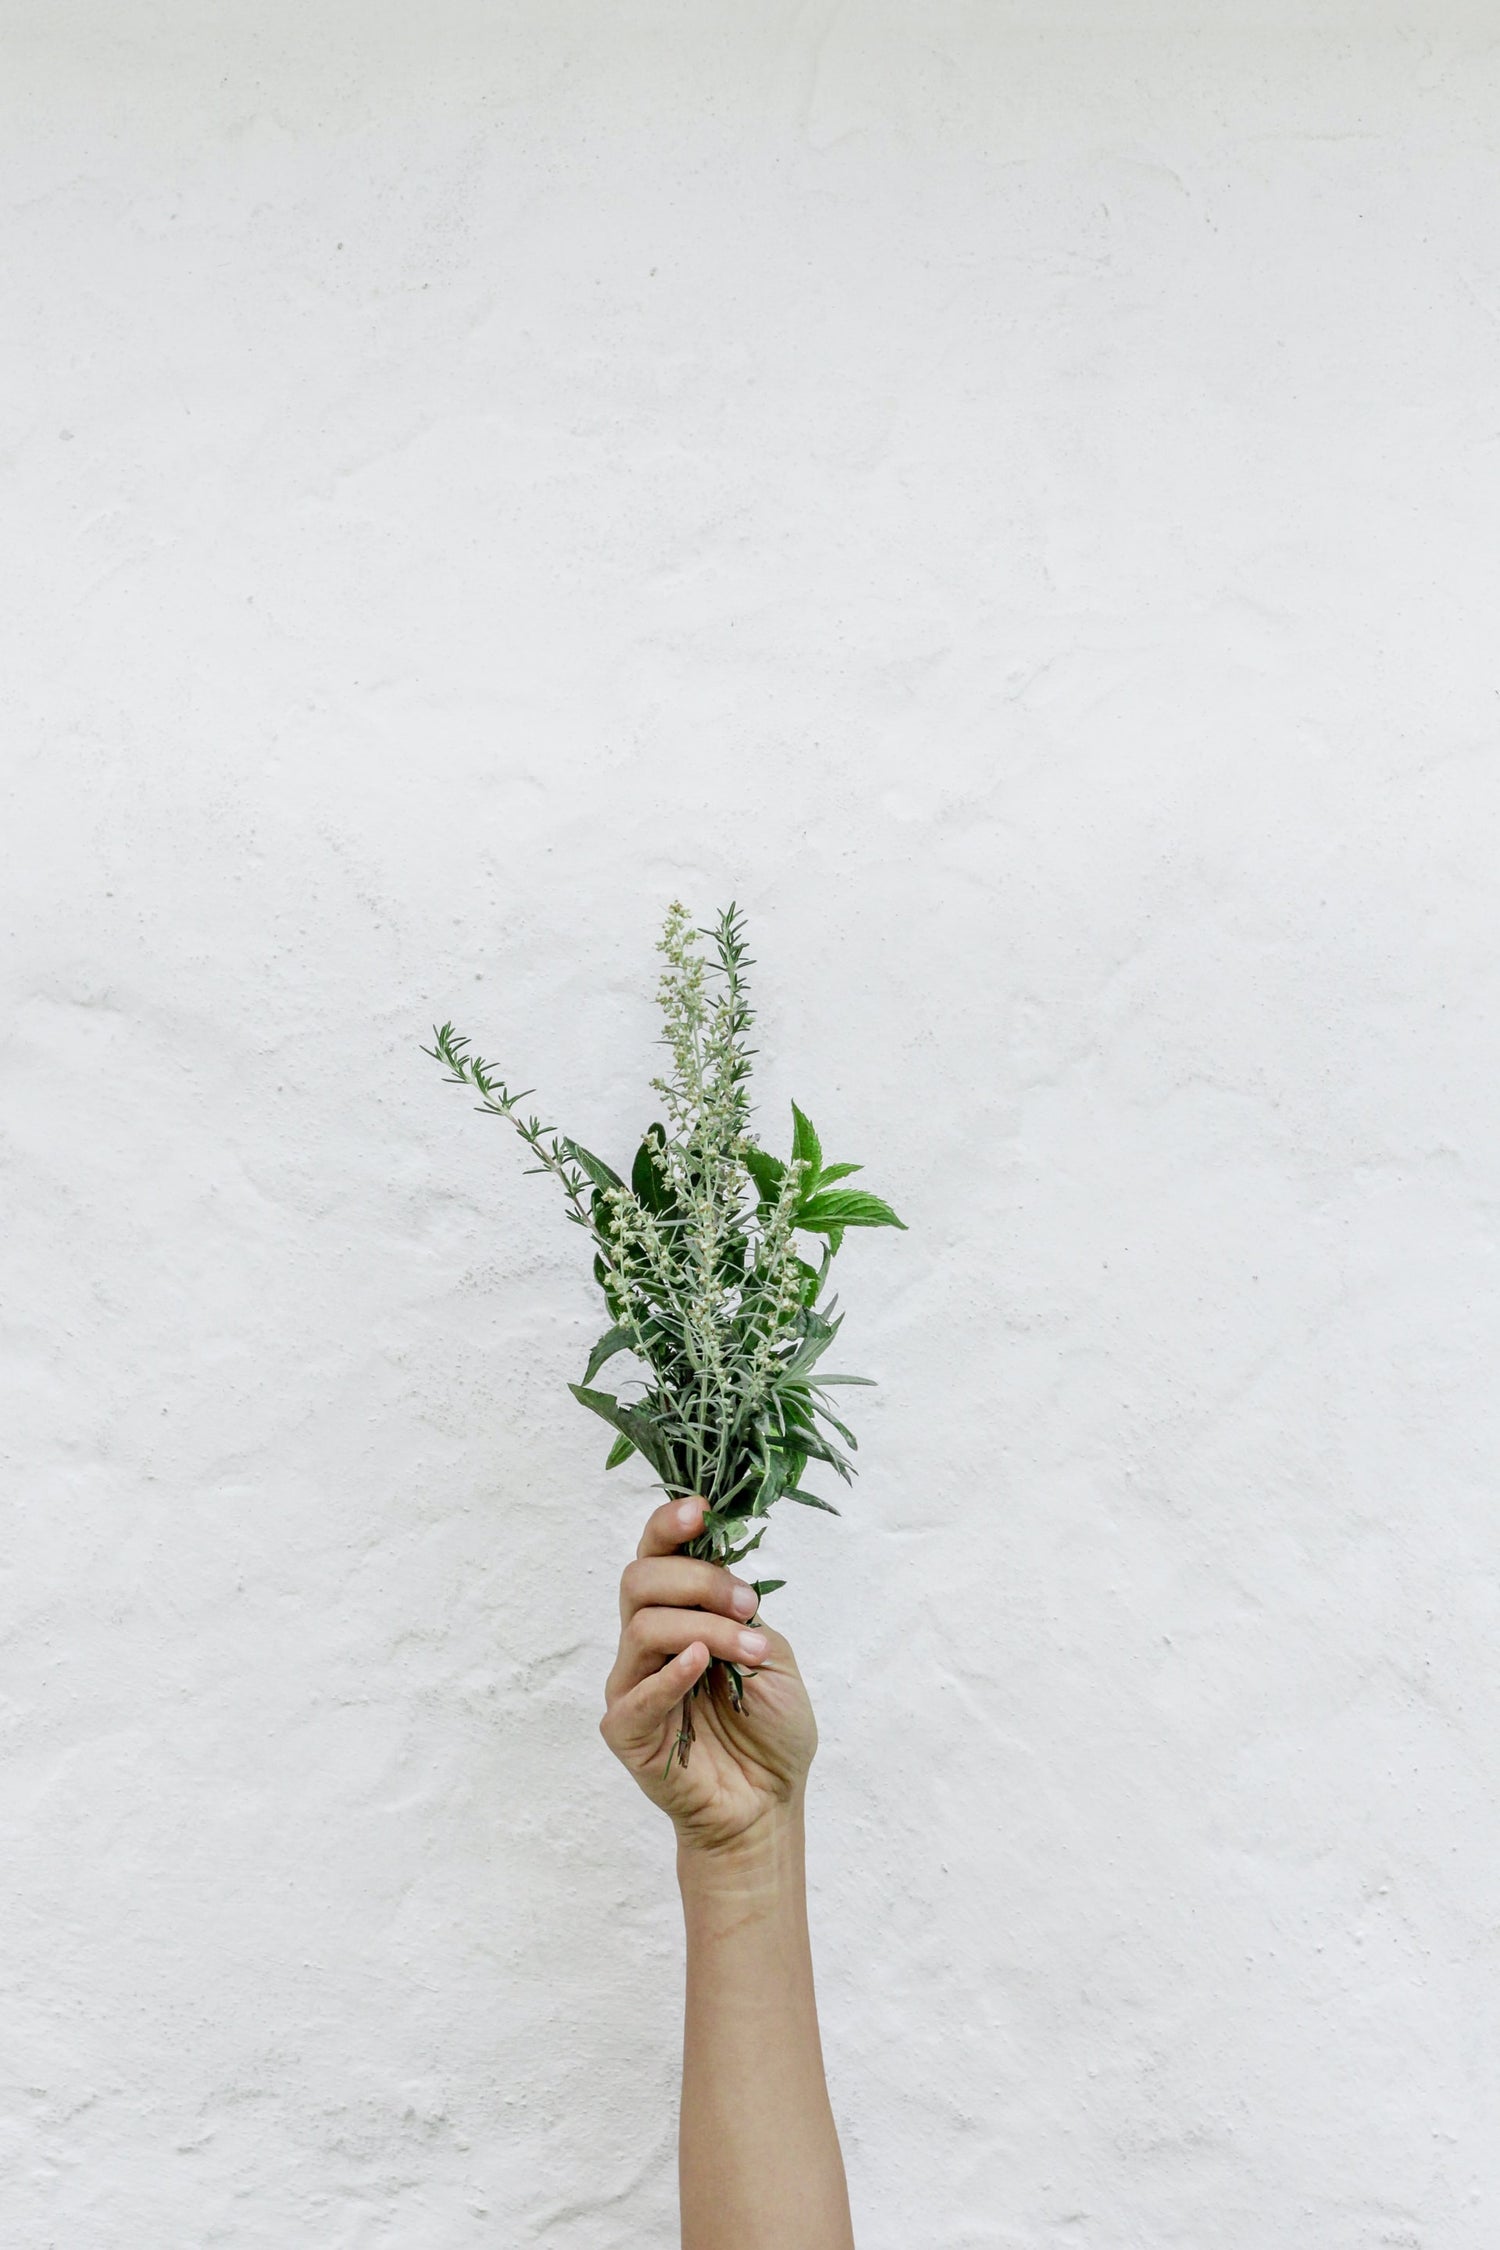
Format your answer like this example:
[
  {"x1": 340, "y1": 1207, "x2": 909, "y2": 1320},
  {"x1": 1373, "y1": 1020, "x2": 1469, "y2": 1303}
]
[{"x1": 6, "y1": 6, "x2": 1499, "y2": 2243}]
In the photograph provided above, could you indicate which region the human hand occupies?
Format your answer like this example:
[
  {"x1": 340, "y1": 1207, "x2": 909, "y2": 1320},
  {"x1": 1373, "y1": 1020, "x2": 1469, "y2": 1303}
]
[{"x1": 599, "y1": 1495, "x2": 819, "y2": 1858}]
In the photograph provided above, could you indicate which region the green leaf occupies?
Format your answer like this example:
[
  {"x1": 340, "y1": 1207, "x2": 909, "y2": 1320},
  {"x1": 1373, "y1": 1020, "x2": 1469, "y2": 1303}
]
[
  {"x1": 785, "y1": 1487, "x2": 842, "y2": 1515},
  {"x1": 568, "y1": 1384, "x2": 676, "y2": 1482},
  {"x1": 743, "y1": 1145, "x2": 784, "y2": 1205},
  {"x1": 810, "y1": 1373, "x2": 877, "y2": 1386},
  {"x1": 790, "y1": 1102, "x2": 822, "y2": 1179},
  {"x1": 800, "y1": 1241, "x2": 835, "y2": 1303},
  {"x1": 604, "y1": 1433, "x2": 635, "y2": 1470},
  {"x1": 811, "y1": 1397, "x2": 859, "y2": 1449},
  {"x1": 768, "y1": 1443, "x2": 807, "y2": 1489},
  {"x1": 775, "y1": 1415, "x2": 852, "y2": 1481},
  {"x1": 751, "y1": 1578, "x2": 787, "y2": 1598},
  {"x1": 723, "y1": 1524, "x2": 769, "y2": 1566},
  {"x1": 795, "y1": 1188, "x2": 906, "y2": 1232},
  {"x1": 592, "y1": 1250, "x2": 625, "y2": 1319},
  {"x1": 786, "y1": 1256, "x2": 823, "y2": 1307},
  {"x1": 752, "y1": 1448, "x2": 789, "y2": 1516},
  {"x1": 813, "y1": 1161, "x2": 863, "y2": 1186},
  {"x1": 582, "y1": 1324, "x2": 633, "y2": 1386},
  {"x1": 561, "y1": 1139, "x2": 625, "y2": 1194},
  {"x1": 631, "y1": 1124, "x2": 675, "y2": 1214},
  {"x1": 782, "y1": 1311, "x2": 843, "y2": 1378},
  {"x1": 571, "y1": 1382, "x2": 625, "y2": 1431}
]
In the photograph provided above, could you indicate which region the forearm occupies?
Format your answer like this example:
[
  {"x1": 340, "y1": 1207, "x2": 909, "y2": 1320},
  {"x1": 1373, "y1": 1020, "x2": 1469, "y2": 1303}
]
[{"x1": 678, "y1": 1804, "x2": 855, "y2": 2250}]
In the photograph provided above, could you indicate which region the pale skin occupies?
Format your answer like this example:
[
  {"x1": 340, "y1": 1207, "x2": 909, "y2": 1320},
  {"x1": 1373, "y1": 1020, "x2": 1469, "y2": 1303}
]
[{"x1": 600, "y1": 1492, "x2": 857, "y2": 2250}]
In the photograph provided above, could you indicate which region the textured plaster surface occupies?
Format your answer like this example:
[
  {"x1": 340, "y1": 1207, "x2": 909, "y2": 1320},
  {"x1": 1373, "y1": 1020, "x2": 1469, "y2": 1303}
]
[{"x1": 5, "y1": 6, "x2": 1500, "y2": 2244}]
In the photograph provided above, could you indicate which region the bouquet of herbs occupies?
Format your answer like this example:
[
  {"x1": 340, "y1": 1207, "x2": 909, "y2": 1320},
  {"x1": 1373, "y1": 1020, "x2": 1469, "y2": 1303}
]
[{"x1": 423, "y1": 901, "x2": 904, "y2": 1761}]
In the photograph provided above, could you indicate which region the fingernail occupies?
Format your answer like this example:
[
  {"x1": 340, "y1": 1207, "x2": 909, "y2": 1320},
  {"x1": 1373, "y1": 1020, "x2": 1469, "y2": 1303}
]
[
  {"x1": 738, "y1": 1629, "x2": 769, "y2": 1661},
  {"x1": 676, "y1": 1500, "x2": 701, "y2": 1530},
  {"x1": 729, "y1": 1582, "x2": 758, "y2": 1618}
]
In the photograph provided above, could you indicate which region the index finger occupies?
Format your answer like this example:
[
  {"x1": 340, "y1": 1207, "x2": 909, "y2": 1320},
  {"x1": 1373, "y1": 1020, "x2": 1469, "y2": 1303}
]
[{"x1": 637, "y1": 1494, "x2": 707, "y2": 1560}]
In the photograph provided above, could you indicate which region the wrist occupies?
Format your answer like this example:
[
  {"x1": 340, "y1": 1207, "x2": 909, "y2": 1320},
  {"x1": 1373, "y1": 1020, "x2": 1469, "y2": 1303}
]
[{"x1": 676, "y1": 1797, "x2": 807, "y2": 1901}]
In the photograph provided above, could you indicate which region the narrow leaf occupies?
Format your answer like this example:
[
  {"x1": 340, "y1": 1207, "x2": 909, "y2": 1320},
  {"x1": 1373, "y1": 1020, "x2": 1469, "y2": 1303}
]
[
  {"x1": 811, "y1": 1398, "x2": 859, "y2": 1449},
  {"x1": 813, "y1": 1162, "x2": 863, "y2": 1186},
  {"x1": 751, "y1": 1579, "x2": 787, "y2": 1598},
  {"x1": 604, "y1": 1433, "x2": 635, "y2": 1470},
  {"x1": 782, "y1": 1310, "x2": 842, "y2": 1377},
  {"x1": 785, "y1": 1487, "x2": 842, "y2": 1515},
  {"x1": 779, "y1": 1419, "x2": 852, "y2": 1479}
]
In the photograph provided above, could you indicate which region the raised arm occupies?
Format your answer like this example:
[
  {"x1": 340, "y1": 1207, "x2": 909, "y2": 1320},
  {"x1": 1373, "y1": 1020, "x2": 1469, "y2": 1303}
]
[{"x1": 600, "y1": 1494, "x2": 856, "y2": 2250}]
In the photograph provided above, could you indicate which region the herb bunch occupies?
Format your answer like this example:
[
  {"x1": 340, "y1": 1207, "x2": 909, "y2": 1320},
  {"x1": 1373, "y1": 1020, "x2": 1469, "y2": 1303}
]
[{"x1": 423, "y1": 901, "x2": 904, "y2": 1767}]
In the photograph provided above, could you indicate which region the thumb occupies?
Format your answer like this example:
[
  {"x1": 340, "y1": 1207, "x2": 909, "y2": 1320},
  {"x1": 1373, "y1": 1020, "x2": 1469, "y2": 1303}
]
[{"x1": 600, "y1": 1642, "x2": 711, "y2": 1761}]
